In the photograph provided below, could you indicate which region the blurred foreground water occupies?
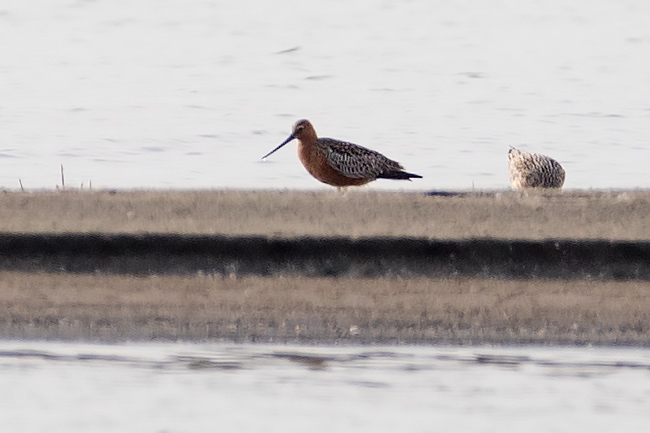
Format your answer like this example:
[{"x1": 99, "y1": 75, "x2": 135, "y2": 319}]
[
  {"x1": 1, "y1": 341, "x2": 649, "y2": 432},
  {"x1": 1, "y1": 0, "x2": 650, "y2": 191}
]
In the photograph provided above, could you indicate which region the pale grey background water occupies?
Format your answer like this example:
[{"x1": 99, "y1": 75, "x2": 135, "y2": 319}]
[
  {"x1": 1, "y1": 0, "x2": 649, "y2": 191},
  {"x1": 1, "y1": 342, "x2": 650, "y2": 433}
]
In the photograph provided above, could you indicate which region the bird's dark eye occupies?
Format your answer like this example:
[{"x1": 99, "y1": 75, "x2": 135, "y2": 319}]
[{"x1": 297, "y1": 126, "x2": 304, "y2": 131}]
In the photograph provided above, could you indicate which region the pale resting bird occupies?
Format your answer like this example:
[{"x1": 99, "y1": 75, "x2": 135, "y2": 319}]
[
  {"x1": 507, "y1": 147, "x2": 565, "y2": 190},
  {"x1": 262, "y1": 119, "x2": 422, "y2": 188}
]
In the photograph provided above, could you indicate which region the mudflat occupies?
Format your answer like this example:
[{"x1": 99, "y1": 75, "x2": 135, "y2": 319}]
[
  {"x1": 1, "y1": 189, "x2": 648, "y2": 239},
  {"x1": 1, "y1": 189, "x2": 649, "y2": 345},
  {"x1": 2, "y1": 272, "x2": 649, "y2": 345}
]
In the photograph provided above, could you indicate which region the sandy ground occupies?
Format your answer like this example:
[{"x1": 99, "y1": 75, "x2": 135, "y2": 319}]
[
  {"x1": 2, "y1": 272, "x2": 649, "y2": 345},
  {"x1": 1, "y1": 189, "x2": 649, "y2": 345},
  {"x1": 1, "y1": 189, "x2": 649, "y2": 239}
]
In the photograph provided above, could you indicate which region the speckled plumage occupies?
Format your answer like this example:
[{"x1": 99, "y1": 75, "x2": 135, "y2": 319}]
[
  {"x1": 507, "y1": 147, "x2": 565, "y2": 190},
  {"x1": 263, "y1": 119, "x2": 422, "y2": 187},
  {"x1": 318, "y1": 137, "x2": 405, "y2": 179}
]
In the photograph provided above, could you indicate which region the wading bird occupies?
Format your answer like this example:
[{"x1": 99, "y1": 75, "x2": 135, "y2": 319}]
[
  {"x1": 262, "y1": 119, "x2": 422, "y2": 188},
  {"x1": 507, "y1": 147, "x2": 565, "y2": 190}
]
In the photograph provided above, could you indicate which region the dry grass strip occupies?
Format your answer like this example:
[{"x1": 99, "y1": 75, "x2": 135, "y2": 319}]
[
  {"x1": 1, "y1": 190, "x2": 649, "y2": 240},
  {"x1": 1, "y1": 271, "x2": 649, "y2": 345}
]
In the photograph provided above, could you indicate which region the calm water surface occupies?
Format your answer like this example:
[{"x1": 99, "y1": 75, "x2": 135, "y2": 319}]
[
  {"x1": 1, "y1": 0, "x2": 649, "y2": 191},
  {"x1": 0, "y1": 341, "x2": 649, "y2": 432}
]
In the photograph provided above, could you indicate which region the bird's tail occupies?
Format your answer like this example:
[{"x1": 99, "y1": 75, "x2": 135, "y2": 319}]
[{"x1": 377, "y1": 170, "x2": 423, "y2": 180}]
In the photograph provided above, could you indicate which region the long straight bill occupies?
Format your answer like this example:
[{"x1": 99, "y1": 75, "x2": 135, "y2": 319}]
[{"x1": 262, "y1": 135, "x2": 295, "y2": 160}]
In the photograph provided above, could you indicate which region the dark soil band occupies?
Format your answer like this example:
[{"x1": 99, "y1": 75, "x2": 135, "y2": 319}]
[{"x1": 1, "y1": 233, "x2": 649, "y2": 280}]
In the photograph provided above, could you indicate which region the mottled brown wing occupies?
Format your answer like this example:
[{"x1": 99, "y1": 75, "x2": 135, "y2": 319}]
[
  {"x1": 320, "y1": 138, "x2": 403, "y2": 179},
  {"x1": 508, "y1": 149, "x2": 565, "y2": 189}
]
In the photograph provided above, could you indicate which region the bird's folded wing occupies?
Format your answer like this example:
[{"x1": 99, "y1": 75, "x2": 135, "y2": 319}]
[{"x1": 323, "y1": 139, "x2": 402, "y2": 179}]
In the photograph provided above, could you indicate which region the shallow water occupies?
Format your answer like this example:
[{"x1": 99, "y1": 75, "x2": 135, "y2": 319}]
[
  {"x1": 1, "y1": 0, "x2": 649, "y2": 191},
  {"x1": 1, "y1": 341, "x2": 649, "y2": 432}
]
